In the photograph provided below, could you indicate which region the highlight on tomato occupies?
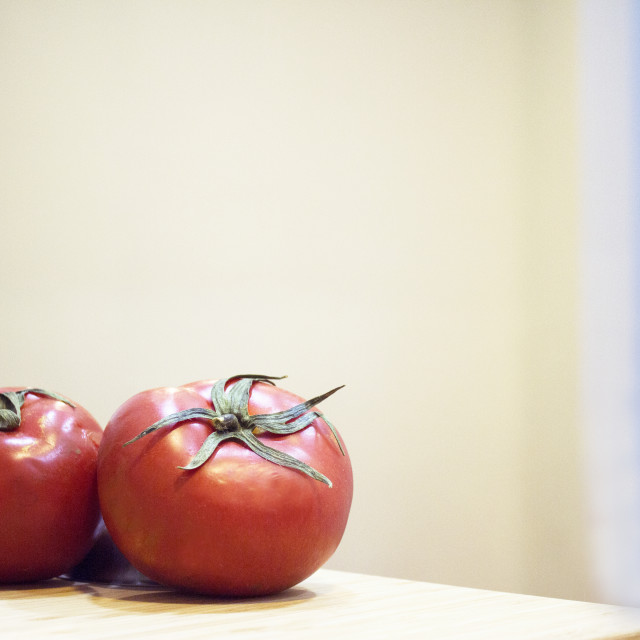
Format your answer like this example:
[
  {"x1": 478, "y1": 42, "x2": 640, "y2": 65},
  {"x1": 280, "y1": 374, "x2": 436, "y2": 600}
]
[
  {"x1": 0, "y1": 387, "x2": 103, "y2": 583},
  {"x1": 97, "y1": 374, "x2": 353, "y2": 596}
]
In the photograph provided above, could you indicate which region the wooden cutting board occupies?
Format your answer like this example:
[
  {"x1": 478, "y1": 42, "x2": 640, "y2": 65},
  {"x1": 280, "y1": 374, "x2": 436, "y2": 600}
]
[{"x1": 3, "y1": 568, "x2": 640, "y2": 639}]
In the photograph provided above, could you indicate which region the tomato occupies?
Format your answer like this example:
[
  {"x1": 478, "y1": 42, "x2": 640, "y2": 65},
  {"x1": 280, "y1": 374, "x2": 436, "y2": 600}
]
[
  {"x1": 97, "y1": 375, "x2": 353, "y2": 596},
  {"x1": 0, "y1": 387, "x2": 103, "y2": 583}
]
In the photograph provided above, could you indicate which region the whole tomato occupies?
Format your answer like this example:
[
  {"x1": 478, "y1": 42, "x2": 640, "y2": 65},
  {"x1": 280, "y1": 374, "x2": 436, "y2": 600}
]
[
  {"x1": 0, "y1": 387, "x2": 103, "y2": 583},
  {"x1": 97, "y1": 375, "x2": 353, "y2": 596}
]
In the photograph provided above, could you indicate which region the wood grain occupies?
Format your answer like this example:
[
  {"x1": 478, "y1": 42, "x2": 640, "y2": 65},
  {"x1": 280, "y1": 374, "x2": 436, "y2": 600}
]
[{"x1": 3, "y1": 569, "x2": 640, "y2": 639}]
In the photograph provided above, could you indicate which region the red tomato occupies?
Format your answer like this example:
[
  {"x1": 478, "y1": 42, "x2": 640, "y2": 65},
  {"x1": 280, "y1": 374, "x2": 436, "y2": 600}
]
[
  {"x1": 97, "y1": 375, "x2": 353, "y2": 596},
  {"x1": 0, "y1": 387, "x2": 103, "y2": 583}
]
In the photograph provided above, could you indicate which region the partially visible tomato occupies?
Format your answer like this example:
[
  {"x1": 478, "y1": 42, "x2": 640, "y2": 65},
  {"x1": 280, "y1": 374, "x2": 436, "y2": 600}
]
[
  {"x1": 97, "y1": 375, "x2": 353, "y2": 597},
  {"x1": 0, "y1": 387, "x2": 103, "y2": 583}
]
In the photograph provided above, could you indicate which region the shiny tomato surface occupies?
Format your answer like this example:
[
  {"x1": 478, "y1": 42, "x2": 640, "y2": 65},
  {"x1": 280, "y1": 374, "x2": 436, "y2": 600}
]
[
  {"x1": 0, "y1": 388, "x2": 103, "y2": 583},
  {"x1": 97, "y1": 379, "x2": 353, "y2": 596}
]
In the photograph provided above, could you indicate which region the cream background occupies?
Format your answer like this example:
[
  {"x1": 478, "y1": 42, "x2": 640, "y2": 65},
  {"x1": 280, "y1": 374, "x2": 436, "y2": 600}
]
[{"x1": 0, "y1": 1, "x2": 588, "y2": 600}]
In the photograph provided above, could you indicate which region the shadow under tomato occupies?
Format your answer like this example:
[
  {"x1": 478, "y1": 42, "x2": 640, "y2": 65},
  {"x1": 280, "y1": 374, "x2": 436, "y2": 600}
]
[
  {"x1": 74, "y1": 582, "x2": 317, "y2": 614},
  {"x1": 0, "y1": 579, "x2": 73, "y2": 594}
]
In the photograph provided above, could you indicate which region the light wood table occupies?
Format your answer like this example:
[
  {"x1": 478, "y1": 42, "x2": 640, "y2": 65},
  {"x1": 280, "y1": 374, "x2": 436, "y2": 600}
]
[{"x1": 3, "y1": 568, "x2": 640, "y2": 639}]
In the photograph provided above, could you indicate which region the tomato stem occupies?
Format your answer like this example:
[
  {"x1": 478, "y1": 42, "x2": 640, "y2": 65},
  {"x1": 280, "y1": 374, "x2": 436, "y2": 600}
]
[
  {"x1": 123, "y1": 375, "x2": 345, "y2": 487},
  {"x1": 0, "y1": 388, "x2": 74, "y2": 432}
]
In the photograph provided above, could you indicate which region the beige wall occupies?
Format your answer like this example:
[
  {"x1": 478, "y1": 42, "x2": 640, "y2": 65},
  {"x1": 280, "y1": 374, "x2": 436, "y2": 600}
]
[
  {"x1": 0, "y1": 1, "x2": 587, "y2": 600},
  {"x1": 519, "y1": 0, "x2": 588, "y2": 600}
]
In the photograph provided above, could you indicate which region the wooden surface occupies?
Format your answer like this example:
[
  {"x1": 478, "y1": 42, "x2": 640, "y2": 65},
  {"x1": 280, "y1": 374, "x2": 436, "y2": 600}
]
[{"x1": 3, "y1": 568, "x2": 640, "y2": 639}]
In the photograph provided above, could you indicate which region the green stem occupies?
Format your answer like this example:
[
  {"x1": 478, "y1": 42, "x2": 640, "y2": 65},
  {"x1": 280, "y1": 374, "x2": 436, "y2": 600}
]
[
  {"x1": 0, "y1": 388, "x2": 75, "y2": 432},
  {"x1": 124, "y1": 375, "x2": 344, "y2": 486}
]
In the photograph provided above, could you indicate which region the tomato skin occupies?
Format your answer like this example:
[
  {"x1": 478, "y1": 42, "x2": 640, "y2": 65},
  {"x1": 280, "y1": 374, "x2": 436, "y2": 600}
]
[
  {"x1": 0, "y1": 388, "x2": 103, "y2": 583},
  {"x1": 97, "y1": 379, "x2": 353, "y2": 596}
]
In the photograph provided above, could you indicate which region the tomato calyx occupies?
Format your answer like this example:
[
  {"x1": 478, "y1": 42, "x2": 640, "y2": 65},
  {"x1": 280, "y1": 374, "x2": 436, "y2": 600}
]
[
  {"x1": 213, "y1": 413, "x2": 242, "y2": 433},
  {"x1": 0, "y1": 388, "x2": 75, "y2": 432},
  {"x1": 123, "y1": 374, "x2": 345, "y2": 487}
]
